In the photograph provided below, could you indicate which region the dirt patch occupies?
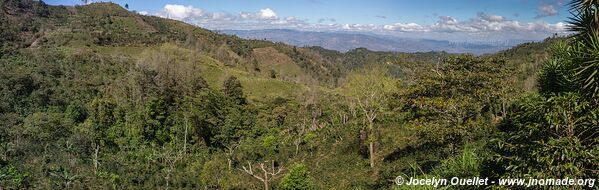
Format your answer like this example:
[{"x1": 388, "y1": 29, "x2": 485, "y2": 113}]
[
  {"x1": 252, "y1": 47, "x2": 295, "y2": 65},
  {"x1": 135, "y1": 15, "x2": 157, "y2": 33}
]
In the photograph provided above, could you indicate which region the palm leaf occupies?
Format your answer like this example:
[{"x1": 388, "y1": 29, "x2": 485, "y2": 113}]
[
  {"x1": 568, "y1": 0, "x2": 599, "y2": 37},
  {"x1": 573, "y1": 32, "x2": 599, "y2": 98}
]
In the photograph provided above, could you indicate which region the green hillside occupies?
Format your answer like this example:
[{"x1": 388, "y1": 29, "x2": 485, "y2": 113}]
[
  {"x1": 1, "y1": 1, "x2": 597, "y2": 189},
  {"x1": 1, "y1": 1, "x2": 343, "y2": 100}
]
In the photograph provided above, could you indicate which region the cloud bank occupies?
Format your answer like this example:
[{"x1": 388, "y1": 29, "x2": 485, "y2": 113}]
[{"x1": 150, "y1": 4, "x2": 569, "y2": 42}]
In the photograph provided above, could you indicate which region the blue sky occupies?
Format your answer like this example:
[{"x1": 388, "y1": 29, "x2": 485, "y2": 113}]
[{"x1": 44, "y1": 0, "x2": 571, "y2": 42}]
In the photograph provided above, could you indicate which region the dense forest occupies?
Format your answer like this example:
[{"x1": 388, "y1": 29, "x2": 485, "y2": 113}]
[{"x1": 0, "y1": 0, "x2": 597, "y2": 189}]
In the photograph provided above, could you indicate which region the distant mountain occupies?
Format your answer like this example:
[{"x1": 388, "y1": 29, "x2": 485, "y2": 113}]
[{"x1": 221, "y1": 29, "x2": 528, "y2": 54}]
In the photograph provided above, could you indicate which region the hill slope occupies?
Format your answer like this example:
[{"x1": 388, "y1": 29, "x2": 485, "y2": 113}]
[{"x1": 0, "y1": 1, "x2": 352, "y2": 99}]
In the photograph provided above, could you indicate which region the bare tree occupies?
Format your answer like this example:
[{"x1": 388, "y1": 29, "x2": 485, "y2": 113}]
[
  {"x1": 238, "y1": 161, "x2": 284, "y2": 190},
  {"x1": 345, "y1": 66, "x2": 397, "y2": 169},
  {"x1": 286, "y1": 88, "x2": 321, "y2": 156},
  {"x1": 225, "y1": 143, "x2": 238, "y2": 170},
  {"x1": 287, "y1": 116, "x2": 308, "y2": 156},
  {"x1": 159, "y1": 148, "x2": 183, "y2": 188}
]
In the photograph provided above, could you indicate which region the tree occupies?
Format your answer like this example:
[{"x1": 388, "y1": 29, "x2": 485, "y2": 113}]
[
  {"x1": 489, "y1": 93, "x2": 599, "y2": 179},
  {"x1": 143, "y1": 97, "x2": 170, "y2": 145},
  {"x1": 223, "y1": 76, "x2": 246, "y2": 104},
  {"x1": 239, "y1": 160, "x2": 284, "y2": 190},
  {"x1": 344, "y1": 66, "x2": 398, "y2": 168},
  {"x1": 49, "y1": 167, "x2": 80, "y2": 189},
  {"x1": 201, "y1": 157, "x2": 232, "y2": 189},
  {"x1": 279, "y1": 164, "x2": 316, "y2": 190},
  {"x1": 158, "y1": 147, "x2": 183, "y2": 188},
  {"x1": 288, "y1": 108, "x2": 308, "y2": 156}
]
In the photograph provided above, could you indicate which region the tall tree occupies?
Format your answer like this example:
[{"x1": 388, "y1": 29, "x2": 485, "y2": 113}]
[{"x1": 345, "y1": 66, "x2": 398, "y2": 168}]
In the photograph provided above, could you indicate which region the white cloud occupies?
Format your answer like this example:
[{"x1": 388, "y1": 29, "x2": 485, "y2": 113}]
[
  {"x1": 430, "y1": 16, "x2": 477, "y2": 33},
  {"x1": 259, "y1": 8, "x2": 278, "y2": 20},
  {"x1": 384, "y1": 23, "x2": 427, "y2": 32},
  {"x1": 161, "y1": 4, "x2": 203, "y2": 20},
  {"x1": 427, "y1": 13, "x2": 567, "y2": 34},
  {"x1": 339, "y1": 24, "x2": 378, "y2": 31},
  {"x1": 438, "y1": 16, "x2": 458, "y2": 25},
  {"x1": 239, "y1": 12, "x2": 252, "y2": 19},
  {"x1": 477, "y1": 12, "x2": 504, "y2": 22},
  {"x1": 238, "y1": 8, "x2": 278, "y2": 20},
  {"x1": 536, "y1": 4, "x2": 558, "y2": 18}
]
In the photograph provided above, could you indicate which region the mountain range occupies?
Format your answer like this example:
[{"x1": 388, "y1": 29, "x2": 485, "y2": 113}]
[{"x1": 222, "y1": 29, "x2": 531, "y2": 55}]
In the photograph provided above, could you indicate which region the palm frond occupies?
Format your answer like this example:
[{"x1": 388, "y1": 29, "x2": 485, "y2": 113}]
[
  {"x1": 568, "y1": 0, "x2": 599, "y2": 11},
  {"x1": 574, "y1": 32, "x2": 599, "y2": 97},
  {"x1": 568, "y1": 9, "x2": 598, "y2": 41},
  {"x1": 568, "y1": 0, "x2": 599, "y2": 37}
]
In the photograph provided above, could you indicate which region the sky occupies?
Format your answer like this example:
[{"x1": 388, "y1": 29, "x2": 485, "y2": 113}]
[{"x1": 45, "y1": 0, "x2": 572, "y2": 42}]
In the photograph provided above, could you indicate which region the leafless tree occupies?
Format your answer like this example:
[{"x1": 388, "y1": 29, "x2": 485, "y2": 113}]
[
  {"x1": 238, "y1": 161, "x2": 284, "y2": 190},
  {"x1": 346, "y1": 67, "x2": 397, "y2": 168},
  {"x1": 159, "y1": 148, "x2": 183, "y2": 188}
]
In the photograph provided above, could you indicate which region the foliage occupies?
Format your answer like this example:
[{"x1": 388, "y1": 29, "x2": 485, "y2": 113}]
[
  {"x1": 486, "y1": 0, "x2": 599, "y2": 184},
  {"x1": 488, "y1": 93, "x2": 599, "y2": 179},
  {"x1": 537, "y1": 42, "x2": 577, "y2": 94},
  {"x1": 223, "y1": 76, "x2": 246, "y2": 105},
  {"x1": 200, "y1": 156, "x2": 233, "y2": 189},
  {"x1": 280, "y1": 163, "x2": 316, "y2": 190},
  {"x1": 538, "y1": 38, "x2": 599, "y2": 98},
  {"x1": 568, "y1": 0, "x2": 599, "y2": 41},
  {"x1": 433, "y1": 144, "x2": 484, "y2": 178}
]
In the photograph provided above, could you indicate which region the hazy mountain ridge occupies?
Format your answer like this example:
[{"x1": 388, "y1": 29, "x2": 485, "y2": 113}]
[{"x1": 221, "y1": 29, "x2": 528, "y2": 54}]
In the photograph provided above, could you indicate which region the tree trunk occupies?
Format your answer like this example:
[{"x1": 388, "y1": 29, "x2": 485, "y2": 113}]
[
  {"x1": 368, "y1": 121, "x2": 375, "y2": 168},
  {"x1": 228, "y1": 158, "x2": 232, "y2": 170},
  {"x1": 501, "y1": 100, "x2": 507, "y2": 118},
  {"x1": 184, "y1": 116, "x2": 188, "y2": 151},
  {"x1": 294, "y1": 139, "x2": 300, "y2": 156},
  {"x1": 94, "y1": 144, "x2": 99, "y2": 174},
  {"x1": 369, "y1": 141, "x2": 374, "y2": 168},
  {"x1": 264, "y1": 180, "x2": 269, "y2": 190}
]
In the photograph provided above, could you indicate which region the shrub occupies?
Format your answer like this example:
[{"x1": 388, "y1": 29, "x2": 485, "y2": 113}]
[{"x1": 280, "y1": 164, "x2": 316, "y2": 190}]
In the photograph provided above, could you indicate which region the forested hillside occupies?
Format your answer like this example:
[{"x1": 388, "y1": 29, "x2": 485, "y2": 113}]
[{"x1": 0, "y1": 0, "x2": 596, "y2": 189}]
